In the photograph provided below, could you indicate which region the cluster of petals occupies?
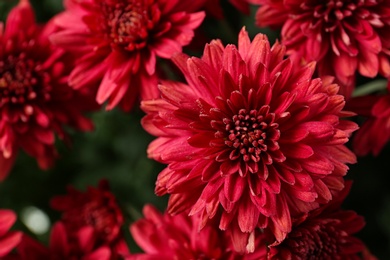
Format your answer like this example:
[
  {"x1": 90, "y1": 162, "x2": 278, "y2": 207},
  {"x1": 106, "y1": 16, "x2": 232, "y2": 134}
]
[
  {"x1": 0, "y1": 209, "x2": 22, "y2": 257},
  {"x1": 10, "y1": 222, "x2": 114, "y2": 260},
  {"x1": 252, "y1": 0, "x2": 390, "y2": 98},
  {"x1": 268, "y1": 182, "x2": 374, "y2": 260},
  {"x1": 0, "y1": 0, "x2": 96, "y2": 181},
  {"x1": 129, "y1": 204, "x2": 267, "y2": 260},
  {"x1": 347, "y1": 91, "x2": 390, "y2": 156},
  {"x1": 49, "y1": 180, "x2": 129, "y2": 258},
  {"x1": 51, "y1": 0, "x2": 206, "y2": 111},
  {"x1": 141, "y1": 27, "x2": 358, "y2": 252}
]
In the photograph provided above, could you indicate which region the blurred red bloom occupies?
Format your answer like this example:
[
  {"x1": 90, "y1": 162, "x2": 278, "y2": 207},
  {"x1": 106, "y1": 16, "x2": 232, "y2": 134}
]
[
  {"x1": 268, "y1": 182, "x2": 373, "y2": 259},
  {"x1": 252, "y1": 0, "x2": 390, "y2": 98},
  {"x1": 0, "y1": 209, "x2": 22, "y2": 257},
  {"x1": 51, "y1": 0, "x2": 205, "y2": 111},
  {"x1": 50, "y1": 180, "x2": 129, "y2": 258},
  {"x1": 347, "y1": 93, "x2": 390, "y2": 156},
  {"x1": 0, "y1": 0, "x2": 95, "y2": 181},
  {"x1": 128, "y1": 204, "x2": 267, "y2": 260},
  {"x1": 141, "y1": 28, "x2": 357, "y2": 252},
  {"x1": 14, "y1": 222, "x2": 112, "y2": 260}
]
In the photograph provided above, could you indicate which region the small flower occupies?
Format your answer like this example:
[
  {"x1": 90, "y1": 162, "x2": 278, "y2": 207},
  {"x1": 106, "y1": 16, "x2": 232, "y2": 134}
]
[
  {"x1": 0, "y1": 209, "x2": 22, "y2": 257},
  {"x1": 347, "y1": 93, "x2": 390, "y2": 156},
  {"x1": 129, "y1": 204, "x2": 267, "y2": 259},
  {"x1": 0, "y1": 0, "x2": 95, "y2": 181},
  {"x1": 51, "y1": 0, "x2": 205, "y2": 111},
  {"x1": 268, "y1": 182, "x2": 372, "y2": 259},
  {"x1": 50, "y1": 180, "x2": 129, "y2": 258},
  {"x1": 141, "y1": 28, "x2": 358, "y2": 252},
  {"x1": 15, "y1": 222, "x2": 112, "y2": 260},
  {"x1": 252, "y1": 0, "x2": 390, "y2": 97}
]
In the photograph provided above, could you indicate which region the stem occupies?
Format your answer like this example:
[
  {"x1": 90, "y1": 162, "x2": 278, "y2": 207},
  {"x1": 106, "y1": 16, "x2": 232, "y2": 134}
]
[{"x1": 352, "y1": 79, "x2": 388, "y2": 97}]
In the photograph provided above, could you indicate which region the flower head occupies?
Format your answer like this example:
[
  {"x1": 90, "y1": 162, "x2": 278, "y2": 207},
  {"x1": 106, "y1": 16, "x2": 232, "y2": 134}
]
[
  {"x1": 268, "y1": 182, "x2": 371, "y2": 259},
  {"x1": 0, "y1": 0, "x2": 95, "y2": 181},
  {"x1": 0, "y1": 209, "x2": 22, "y2": 257},
  {"x1": 129, "y1": 204, "x2": 267, "y2": 259},
  {"x1": 347, "y1": 92, "x2": 390, "y2": 156},
  {"x1": 51, "y1": 0, "x2": 205, "y2": 111},
  {"x1": 50, "y1": 180, "x2": 128, "y2": 258},
  {"x1": 141, "y1": 28, "x2": 358, "y2": 252},
  {"x1": 253, "y1": 0, "x2": 390, "y2": 97}
]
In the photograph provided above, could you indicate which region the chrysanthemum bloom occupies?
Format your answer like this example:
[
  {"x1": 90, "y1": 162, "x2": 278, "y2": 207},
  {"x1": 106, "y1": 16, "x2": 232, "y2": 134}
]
[
  {"x1": 252, "y1": 0, "x2": 390, "y2": 98},
  {"x1": 347, "y1": 93, "x2": 390, "y2": 156},
  {"x1": 50, "y1": 180, "x2": 129, "y2": 258},
  {"x1": 0, "y1": 209, "x2": 22, "y2": 257},
  {"x1": 268, "y1": 182, "x2": 371, "y2": 259},
  {"x1": 51, "y1": 0, "x2": 205, "y2": 111},
  {"x1": 141, "y1": 28, "x2": 358, "y2": 252},
  {"x1": 14, "y1": 222, "x2": 112, "y2": 260},
  {"x1": 0, "y1": 0, "x2": 95, "y2": 181},
  {"x1": 129, "y1": 204, "x2": 267, "y2": 260}
]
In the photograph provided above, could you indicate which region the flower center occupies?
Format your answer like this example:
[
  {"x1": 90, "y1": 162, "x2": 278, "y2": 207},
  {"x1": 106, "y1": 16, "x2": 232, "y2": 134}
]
[
  {"x1": 100, "y1": 0, "x2": 159, "y2": 51},
  {"x1": 0, "y1": 54, "x2": 49, "y2": 108},
  {"x1": 222, "y1": 107, "x2": 280, "y2": 163}
]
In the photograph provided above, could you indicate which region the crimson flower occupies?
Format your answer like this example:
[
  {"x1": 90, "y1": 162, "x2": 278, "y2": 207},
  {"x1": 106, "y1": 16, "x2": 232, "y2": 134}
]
[
  {"x1": 141, "y1": 28, "x2": 358, "y2": 252},
  {"x1": 0, "y1": 209, "x2": 22, "y2": 257},
  {"x1": 347, "y1": 92, "x2": 390, "y2": 156},
  {"x1": 0, "y1": 0, "x2": 95, "y2": 181},
  {"x1": 128, "y1": 204, "x2": 267, "y2": 260},
  {"x1": 268, "y1": 182, "x2": 372, "y2": 259},
  {"x1": 50, "y1": 180, "x2": 129, "y2": 258},
  {"x1": 14, "y1": 222, "x2": 112, "y2": 260},
  {"x1": 252, "y1": 0, "x2": 390, "y2": 98},
  {"x1": 51, "y1": 0, "x2": 205, "y2": 111}
]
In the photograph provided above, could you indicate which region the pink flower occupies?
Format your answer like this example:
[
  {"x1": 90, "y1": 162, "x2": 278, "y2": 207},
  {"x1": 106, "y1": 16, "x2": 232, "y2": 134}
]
[
  {"x1": 0, "y1": 0, "x2": 95, "y2": 181},
  {"x1": 347, "y1": 93, "x2": 390, "y2": 156},
  {"x1": 141, "y1": 28, "x2": 358, "y2": 252},
  {"x1": 252, "y1": 0, "x2": 390, "y2": 98},
  {"x1": 50, "y1": 180, "x2": 129, "y2": 258},
  {"x1": 128, "y1": 204, "x2": 267, "y2": 259},
  {"x1": 51, "y1": 0, "x2": 205, "y2": 111},
  {"x1": 0, "y1": 209, "x2": 22, "y2": 257},
  {"x1": 268, "y1": 182, "x2": 372, "y2": 259}
]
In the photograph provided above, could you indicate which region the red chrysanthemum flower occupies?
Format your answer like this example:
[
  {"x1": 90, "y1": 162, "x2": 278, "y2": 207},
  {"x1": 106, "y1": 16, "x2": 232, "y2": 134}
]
[
  {"x1": 50, "y1": 180, "x2": 129, "y2": 258},
  {"x1": 129, "y1": 204, "x2": 267, "y2": 260},
  {"x1": 268, "y1": 182, "x2": 372, "y2": 259},
  {"x1": 0, "y1": 0, "x2": 95, "y2": 181},
  {"x1": 14, "y1": 222, "x2": 112, "y2": 260},
  {"x1": 141, "y1": 28, "x2": 358, "y2": 252},
  {"x1": 252, "y1": 0, "x2": 390, "y2": 98},
  {"x1": 51, "y1": 0, "x2": 205, "y2": 111},
  {"x1": 347, "y1": 92, "x2": 390, "y2": 156},
  {"x1": 0, "y1": 209, "x2": 22, "y2": 257}
]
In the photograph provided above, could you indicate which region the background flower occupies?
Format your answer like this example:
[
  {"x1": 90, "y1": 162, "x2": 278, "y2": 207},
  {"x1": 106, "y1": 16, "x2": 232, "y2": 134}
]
[
  {"x1": 142, "y1": 27, "x2": 357, "y2": 251},
  {"x1": 129, "y1": 204, "x2": 267, "y2": 260},
  {"x1": 252, "y1": 0, "x2": 390, "y2": 98},
  {"x1": 51, "y1": 0, "x2": 205, "y2": 111},
  {"x1": 0, "y1": 0, "x2": 96, "y2": 181}
]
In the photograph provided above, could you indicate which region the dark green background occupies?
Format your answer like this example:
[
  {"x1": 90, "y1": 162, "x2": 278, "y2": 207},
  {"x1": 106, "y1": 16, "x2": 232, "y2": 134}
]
[{"x1": 0, "y1": 0, "x2": 389, "y2": 258}]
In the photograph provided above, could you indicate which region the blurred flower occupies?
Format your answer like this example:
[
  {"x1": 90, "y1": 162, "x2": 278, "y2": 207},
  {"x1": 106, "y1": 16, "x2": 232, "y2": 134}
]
[
  {"x1": 14, "y1": 222, "x2": 111, "y2": 260},
  {"x1": 0, "y1": 209, "x2": 22, "y2": 257},
  {"x1": 268, "y1": 182, "x2": 371, "y2": 259},
  {"x1": 51, "y1": 0, "x2": 205, "y2": 111},
  {"x1": 141, "y1": 27, "x2": 357, "y2": 252},
  {"x1": 128, "y1": 204, "x2": 267, "y2": 260},
  {"x1": 252, "y1": 0, "x2": 390, "y2": 98},
  {"x1": 50, "y1": 180, "x2": 129, "y2": 258},
  {"x1": 347, "y1": 93, "x2": 390, "y2": 156},
  {"x1": 0, "y1": 0, "x2": 95, "y2": 181}
]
